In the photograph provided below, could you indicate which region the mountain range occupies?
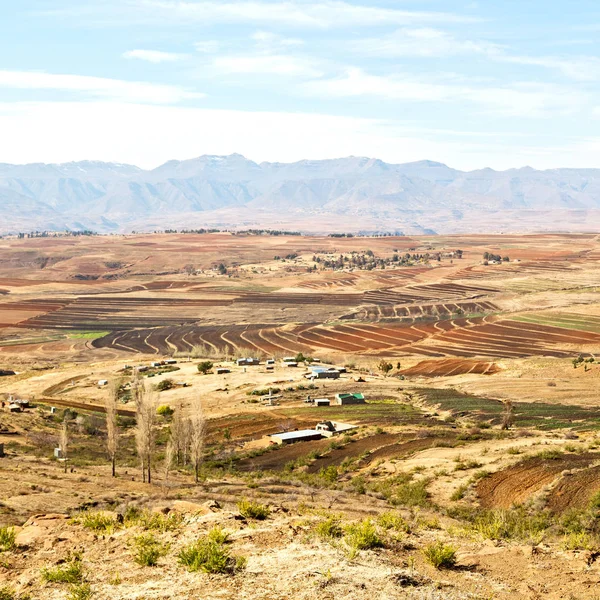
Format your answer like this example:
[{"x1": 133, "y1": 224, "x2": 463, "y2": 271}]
[{"x1": 2, "y1": 154, "x2": 600, "y2": 234}]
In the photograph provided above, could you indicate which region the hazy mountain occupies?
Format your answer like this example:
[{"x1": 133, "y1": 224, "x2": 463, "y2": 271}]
[{"x1": 2, "y1": 154, "x2": 600, "y2": 234}]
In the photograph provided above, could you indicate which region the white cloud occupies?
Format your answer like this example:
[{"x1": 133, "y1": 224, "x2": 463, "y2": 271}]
[
  {"x1": 214, "y1": 54, "x2": 322, "y2": 77},
  {"x1": 303, "y1": 68, "x2": 587, "y2": 117},
  {"x1": 251, "y1": 31, "x2": 303, "y2": 48},
  {"x1": 194, "y1": 40, "x2": 220, "y2": 53},
  {"x1": 355, "y1": 27, "x2": 501, "y2": 58},
  {"x1": 123, "y1": 49, "x2": 188, "y2": 63},
  {"x1": 495, "y1": 54, "x2": 600, "y2": 82},
  {"x1": 43, "y1": 0, "x2": 480, "y2": 28},
  {"x1": 0, "y1": 70, "x2": 204, "y2": 104},
  {"x1": 0, "y1": 100, "x2": 591, "y2": 172}
]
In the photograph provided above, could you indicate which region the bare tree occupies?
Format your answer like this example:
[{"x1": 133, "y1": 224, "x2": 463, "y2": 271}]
[
  {"x1": 189, "y1": 394, "x2": 206, "y2": 484},
  {"x1": 170, "y1": 400, "x2": 187, "y2": 466},
  {"x1": 163, "y1": 439, "x2": 175, "y2": 488},
  {"x1": 501, "y1": 400, "x2": 515, "y2": 430},
  {"x1": 135, "y1": 383, "x2": 157, "y2": 484},
  {"x1": 60, "y1": 417, "x2": 69, "y2": 474},
  {"x1": 105, "y1": 379, "x2": 121, "y2": 477}
]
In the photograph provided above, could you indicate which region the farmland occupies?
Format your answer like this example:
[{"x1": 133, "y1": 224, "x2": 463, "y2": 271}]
[{"x1": 3, "y1": 232, "x2": 600, "y2": 599}]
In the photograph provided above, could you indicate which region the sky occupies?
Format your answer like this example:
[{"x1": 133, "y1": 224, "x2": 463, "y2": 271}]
[{"x1": 2, "y1": 0, "x2": 600, "y2": 170}]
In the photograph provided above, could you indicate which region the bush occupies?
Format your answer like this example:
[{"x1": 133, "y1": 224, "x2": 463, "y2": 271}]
[
  {"x1": 561, "y1": 531, "x2": 597, "y2": 551},
  {"x1": 376, "y1": 512, "x2": 409, "y2": 533},
  {"x1": 238, "y1": 499, "x2": 270, "y2": 520},
  {"x1": 344, "y1": 519, "x2": 384, "y2": 551},
  {"x1": 589, "y1": 491, "x2": 600, "y2": 510},
  {"x1": 67, "y1": 583, "x2": 93, "y2": 600},
  {"x1": 319, "y1": 466, "x2": 338, "y2": 483},
  {"x1": 314, "y1": 516, "x2": 343, "y2": 540},
  {"x1": 42, "y1": 559, "x2": 84, "y2": 584},
  {"x1": 178, "y1": 527, "x2": 241, "y2": 575},
  {"x1": 466, "y1": 508, "x2": 550, "y2": 542},
  {"x1": 124, "y1": 508, "x2": 182, "y2": 532},
  {"x1": 78, "y1": 512, "x2": 117, "y2": 533},
  {"x1": 422, "y1": 541, "x2": 457, "y2": 569},
  {"x1": 132, "y1": 534, "x2": 167, "y2": 567},
  {"x1": 197, "y1": 361, "x2": 214, "y2": 375},
  {"x1": 156, "y1": 405, "x2": 174, "y2": 418},
  {"x1": 0, "y1": 588, "x2": 30, "y2": 600},
  {"x1": 450, "y1": 484, "x2": 468, "y2": 501},
  {"x1": 0, "y1": 526, "x2": 15, "y2": 552},
  {"x1": 155, "y1": 379, "x2": 174, "y2": 392}
]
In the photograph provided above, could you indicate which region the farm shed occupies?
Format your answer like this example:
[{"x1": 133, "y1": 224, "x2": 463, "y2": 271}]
[
  {"x1": 270, "y1": 429, "x2": 323, "y2": 445},
  {"x1": 8, "y1": 403, "x2": 22, "y2": 413},
  {"x1": 237, "y1": 358, "x2": 260, "y2": 366},
  {"x1": 306, "y1": 367, "x2": 340, "y2": 380},
  {"x1": 97, "y1": 379, "x2": 108, "y2": 386},
  {"x1": 0, "y1": 370, "x2": 15, "y2": 377},
  {"x1": 216, "y1": 368, "x2": 231, "y2": 375},
  {"x1": 314, "y1": 398, "x2": 330, "y2": 406},
  {"x1": 316, "y1": 420, "x2": 358, "y2": 437},
  {"x1": 284, "y1": 361, "x2": 298, "y2": 368},
  {"x1": 335, "y1": 393, "x2": 365, "y2": 405}
]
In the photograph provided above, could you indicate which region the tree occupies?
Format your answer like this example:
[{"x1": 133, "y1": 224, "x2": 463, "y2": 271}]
[
  {"x1": 197, "y1": 361, "x2": 213, "y2": 375},
  {"x1": 501, "y1": 400, "x2": 515, "y2": 430},
  {"x1": 378, "y1": 360, "x2": 393, "y2": 377},
  {"x1": 170, "y1": 400, "x2": 187, "y2": 466},
  {"x1": 396, "y1": 362, "x2": 402, "y2": 370},
  {"x1": 183, "y1": 263, "x2": 196, "y2": 276},
  {"x1": 105, "y1": 379, "x2": 121, "y2": 477},
  {"x1": 155, "y1": 378, "x2": 174, "y2": 391},
  {"x1": 60, "y1": 416, "x2": 70, "y2": 474},
  {"x1": 163, "y1": 438, "x2": 175, "y2": 488},
  {"x1": 189, "y1": 394, "x2": 206, "y2": 484},
  {"x1": 135, "y1": 383, "x2": 157, "y2": 484}
]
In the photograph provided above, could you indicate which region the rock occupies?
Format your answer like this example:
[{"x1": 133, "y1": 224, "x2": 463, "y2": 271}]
[
  {"x1": 16, "y1": 513, "x2": 69, "y2": 549},
  {"x1": 171, "y1": 500, "x2": 212, "y2": 515}
]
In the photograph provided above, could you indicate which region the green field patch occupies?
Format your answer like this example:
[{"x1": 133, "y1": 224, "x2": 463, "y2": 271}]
[
  {"x1": 278, "y1": 401, "x2": 426, "y2": 426},
  {"x1": 68, "y1": 331, "x2": 111, "y2": 339},
  {"x1": 419, "y1": 388, "x2": 600, "y2": 431},
  {"x1": 513, "y1": 313, "x2": 600, "y2": 334}
]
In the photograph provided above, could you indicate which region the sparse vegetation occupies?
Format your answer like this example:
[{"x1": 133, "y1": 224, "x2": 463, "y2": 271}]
[
  {"x1": 132, "y1": 533, "x2": 167, "y2": 567},
  {"x1": 0, "y1": 527, "x2": 15, "y2": 552},
  {"x1": 238, "y1": 499, "x2": 270, "y2": 520},
  {"x1": 178, "y1": 527, "x2": 242, "y2": 575},
  {"x1": 422, "y1": 541, "x2": 457, "y2": 569},
  {"x1": 42, "y1": 558, "x2": 84, "y2": 584}
]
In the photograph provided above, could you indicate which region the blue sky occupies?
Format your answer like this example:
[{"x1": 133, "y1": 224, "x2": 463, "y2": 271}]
[{"x1": 2, "y1": 0, "x2": 600, "y2": 169}]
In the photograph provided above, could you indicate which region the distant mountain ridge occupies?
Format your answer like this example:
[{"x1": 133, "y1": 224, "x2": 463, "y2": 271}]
[{"x1": 2, "y1": 154, "x2": 600, "y2": 234}]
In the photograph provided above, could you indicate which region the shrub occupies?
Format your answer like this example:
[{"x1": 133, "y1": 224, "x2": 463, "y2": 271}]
[
  {"x1": 534, "y1": 449, "x2": 563, "y2": 460},
  {"x1": 319, "y1": 466, "x2": 338, "y2": 483},
  {"x1": 178, "y1": 527, "x2": 241, "y2": 575},
  {"x1": 589, "y1": 491, "x2": 600, "y2": 510},
  {"x1": 422, "y1": 541, "x2": 457, "y2": 569},
  {"x1": 42, "y1": 559, "x2": 84, "y2": 584},
  {"x1": 0, "y1": 588, "x2": 30, "y2": 600},
  {"x1": 466, "y1": 508, "x2": 551, "y2": 542},
  {"x1": 156, "y1": 405, "x2": 174, "y2": 418},
  {"x1": 562, "y1": 531, "x2": 597, "y2": 551},
  {"x1": 78, "y1": 512, "x2": 117, "y2": 533},
  {"x1": 344, "y1": 520, "x2": 384, "y2": 552},
  {"x1": 132, "y1": 534, "x2": 167, "y2": 567},
  {"x1": 237, "y1": 499, "x2": 270, "y2": 520},
  {"x1": 376, "y1": 512, "x2": 409, "y2": 533},
  {"x1": 454, "y1": 459, "x2": 483, "y2": 471},
  {"x1": 314, "y1": 516, "x2": 343, "y2": 540},
  {"x1": 451, "y1": 484, "x2": 468, "y2": 501},
  {"x1": 155, "y1": 379, "x2": 174, "y2": 392},
  {"x1": 124, "y1": 508, "x2": 182, "y2": 532},
  {"x1": 0, "y1": 527, "x2": 15, "y2": 552},
  {"x1": 197, "y1": 361, "x2": 214, "y2": 375},
  {"x1": 67, "y1": 583, "x2": 93, "y2": 600}
]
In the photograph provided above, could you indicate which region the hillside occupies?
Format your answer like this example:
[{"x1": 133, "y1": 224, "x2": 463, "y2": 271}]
[{"x1": 2, "y1": 155, "x2": 600, "y2": 234}]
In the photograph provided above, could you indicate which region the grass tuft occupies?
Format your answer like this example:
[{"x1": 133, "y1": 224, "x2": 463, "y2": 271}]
[{"x1": 422, "y1": 541, "x2": 457, "y2": 569}]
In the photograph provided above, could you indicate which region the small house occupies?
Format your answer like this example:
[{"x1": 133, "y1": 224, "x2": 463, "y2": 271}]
[
  {"x1": 266, "y1": 359, "x2": 275, "y2": 365},
  {"x1": 282, "y1": 356, "x2": 296, "y2": 363},
  {"x1": 216, "y1": 368, "x2": 231, "y2": 375},
  {"x1": 137, "y1": 366, "x2": 149, "y2": 373},
  {"x1": 237, "y1": 358, "x2": 260, "y2": 366},
  {"x1": 315, "y1": 420, "x2": 358, "y2": 437},
  {"x1": 314, "y1": 398, "x2": 330, "y2": 407},
  {"x1": 8, "y1": 403, "x2": 22, "y2": 413},
  {"x1": 151, "y1": 361, "x2": 162, "y2": 368},
  {"x1": 284, "y1": 361, "x2": 298, "y2": 368},
  {"x1": 306, "y1": 367, "x2": 340, "y2": 380},
  {"x1": 335, "y1": 393, "x2": 365, "y2": 405},
  {"x1": 270, "y1": 429, "x2": 323, "y2": 445},
  {"x1": 164, "y1": 359, "x2": 177, "y2": 365},
  {"x1": 98, "y1": 379, "x2": 108, "y2": 386}
]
